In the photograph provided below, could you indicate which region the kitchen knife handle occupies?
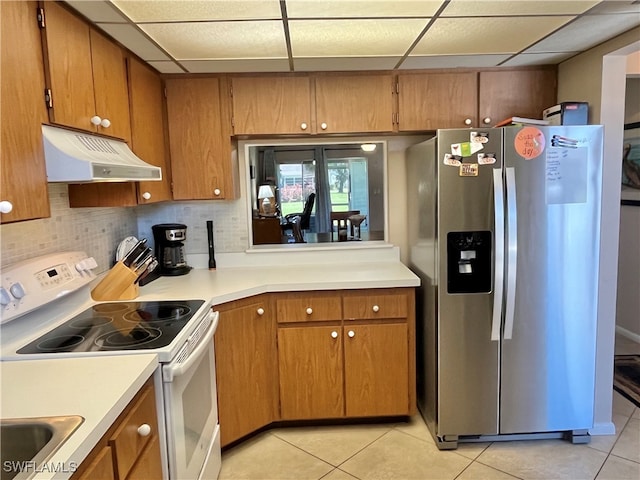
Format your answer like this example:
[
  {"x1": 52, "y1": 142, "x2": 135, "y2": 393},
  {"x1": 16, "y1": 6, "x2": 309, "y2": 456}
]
[
  {"x1": 504, "y1": 167, "x2": 518, "y2": 340},
  {"x1": 491, "y1": 168, "x2": 505, "y2": 342}
]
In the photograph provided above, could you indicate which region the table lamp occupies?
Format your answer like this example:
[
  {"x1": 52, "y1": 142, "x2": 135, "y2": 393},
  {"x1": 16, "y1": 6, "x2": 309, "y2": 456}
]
[{"x1": 258, "y1": 185, "x2": 276, "y2": 216}]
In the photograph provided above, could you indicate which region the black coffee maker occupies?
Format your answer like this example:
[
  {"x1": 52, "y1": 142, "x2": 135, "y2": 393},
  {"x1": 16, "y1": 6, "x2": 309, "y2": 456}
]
[{"x1": 152, "y1": 223, "x2": 191, "y2": 276}]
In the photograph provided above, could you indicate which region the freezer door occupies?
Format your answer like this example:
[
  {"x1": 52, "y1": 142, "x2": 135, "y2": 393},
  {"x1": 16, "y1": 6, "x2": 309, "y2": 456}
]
[
  {"x1": 500, "y1": 126, "x2": 603, "y2": 433},
  {"x1": 436, "y1": 128, "x2": 503, "y2": 438}
]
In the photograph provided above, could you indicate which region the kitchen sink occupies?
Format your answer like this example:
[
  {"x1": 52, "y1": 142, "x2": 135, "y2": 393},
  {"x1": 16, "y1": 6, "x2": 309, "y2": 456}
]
[{"x1": 1, "y1": 416, "x2": 84, "y2": 480}]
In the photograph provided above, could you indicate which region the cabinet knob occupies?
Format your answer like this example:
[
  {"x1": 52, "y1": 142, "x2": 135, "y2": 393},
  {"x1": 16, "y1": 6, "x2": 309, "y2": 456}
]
[
  {"x1": 213, "y1": 188, "x2": 221, "y2": 196},
  {"x1": 331, "y1": 331, "x2": 338, "y2": 339},
  {"x1": 306, "y1": 307, "x2": 313, "y2": 315},
  {"x1": 483, "y1": 117, "x2": 491, "y2": 125},
  {"x1": 142, "y1": 192, "x2": 151, "y2": 200},
  {"x1": 372, "y1": 305, "x2": 380, "y2": 313},
  {"x1": 464, "y1": 118, "x2": 472, "y2": 126},
  {"x1": 320, "y1": 122, "x2": 328, "y2": 130},
  {"x1": 257, "y1": 307, "x2": 265, "y2": 316},
  {"x1": 300, "y1": 122, "x2": 308, "y2": 130},
  {"x1": 90, "y1": 115, "x2": 102, "y2": 126},
  {"x1": 137, "y1": 424, "x2": 151, "y2": 437},
  {"x1": 0, "y1": 201, "x2": 13, "y2": 214},
  {"x1": 348, "y1": 330, "x2": 355, "y2": 338},
  {"x1": 100, "y1": 118, "x2": 111, "y2": 128}
]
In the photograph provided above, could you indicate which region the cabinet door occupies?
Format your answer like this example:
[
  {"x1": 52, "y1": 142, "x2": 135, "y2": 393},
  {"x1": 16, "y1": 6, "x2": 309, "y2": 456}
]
[
  {"x1": 315, "y1": 75, "x2": 394, "y2": 133},
  {"x1": 166, "y1": 77, "x2": 235, "y2": 200},
  {"x1": 125, "y1": 436, "x2": 163, "y2": 480},
  {"x1": 231, "y1": 76, "x2": 312, "y2": 135},
  {"x1": 398, "y1": 72, "x2": 478, "y2": 130},
  {"x1": 128, "y1": 58, "x2": 172, "y2": 204},
  {"x1": 479, "y1": 69, "x2": 557, "y2": 126},
  {"x1": 344, "y1": 323, "x2": 409, "y2": 416},
  {"x1": 41, "y1": 1, "x2": 96, "y2": 132},
  {"x1": 215, "y1": 297, "x2": 278, "y2": 446},
  {"x1": 1, "y1": 0, "x2": 50, "y2": 223},
  {"x1": 74, "y1": 446, "x2": 115, "y2": 480},
  {"x1": 278, "y1": 326, "x2": 344, "y2": 419},
  {"x1": 90, "y1": 28, "x2": 131, "y2": 142}
]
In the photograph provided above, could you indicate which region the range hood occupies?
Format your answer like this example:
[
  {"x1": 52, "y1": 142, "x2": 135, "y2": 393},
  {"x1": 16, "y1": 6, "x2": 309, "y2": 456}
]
[{"x1": 42, "y1": 124, "x2": 162, "y2": 183}]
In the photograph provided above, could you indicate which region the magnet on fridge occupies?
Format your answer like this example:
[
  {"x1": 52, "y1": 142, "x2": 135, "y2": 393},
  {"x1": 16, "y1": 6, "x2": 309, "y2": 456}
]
[
  {"x1": 471, "y1": 131, "x2": 490, "y2": 144},
  {"x1": 478, "y1": 153, "x2": 496, "y2": 165},
  {"x1": 459, "y1": 163, "x2": 479, "y2": 177},
  {"x1": 444, "y1": 153, "x2": 462, "y2": 167}
]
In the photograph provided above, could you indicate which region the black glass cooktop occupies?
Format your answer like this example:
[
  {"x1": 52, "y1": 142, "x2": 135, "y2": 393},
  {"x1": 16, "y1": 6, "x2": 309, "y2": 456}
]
[{"x1": 17, "y1": 300, "x2": 205, "y2": 354}]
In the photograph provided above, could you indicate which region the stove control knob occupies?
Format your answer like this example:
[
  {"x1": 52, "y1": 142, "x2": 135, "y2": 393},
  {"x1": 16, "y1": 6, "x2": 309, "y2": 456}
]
[
  {"x1": 9, "y1": 282, "x2": 25, "y2": 299},
  {"x1": 137, "y1": 424, "x2": 151, "y2": 437},
  {"x1": 0, "y1": 287, "x2": 12, "y2": 306},
  {"x1": 76, "y1": 257, "x2": 98, "y2": 274}
]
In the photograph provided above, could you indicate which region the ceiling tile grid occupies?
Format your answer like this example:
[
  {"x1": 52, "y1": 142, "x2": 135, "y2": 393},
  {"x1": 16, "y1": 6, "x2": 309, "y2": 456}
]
[{"x1": 62, "y1": 0, "x2": 640, "y2": 73}]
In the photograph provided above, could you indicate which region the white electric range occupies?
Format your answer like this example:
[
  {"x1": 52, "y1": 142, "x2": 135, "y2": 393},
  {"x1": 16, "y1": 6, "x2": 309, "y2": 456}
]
[{"x1": 1, "y1": 251, "x2": 221, "y2": 480}]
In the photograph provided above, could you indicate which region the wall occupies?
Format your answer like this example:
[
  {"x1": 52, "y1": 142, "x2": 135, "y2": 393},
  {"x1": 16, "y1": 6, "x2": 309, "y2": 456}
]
[
  {"x1": 557, "y1": 26, "x2": 640, "y2": 436},
  {"x1": 0, "y1": 184, "x2": 137, "y2": 273}
]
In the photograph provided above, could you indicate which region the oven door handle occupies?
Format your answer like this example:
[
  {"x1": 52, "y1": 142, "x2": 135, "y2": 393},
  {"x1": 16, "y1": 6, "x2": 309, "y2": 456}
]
[{"x1": 163, "y1": 311, "x2": 218, "y2": 383}]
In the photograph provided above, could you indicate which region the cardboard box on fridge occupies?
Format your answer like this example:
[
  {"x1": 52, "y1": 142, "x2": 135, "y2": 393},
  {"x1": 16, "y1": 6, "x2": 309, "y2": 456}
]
[{"x1": 543, "y1": 102, "x2": 589, "y2": 125}]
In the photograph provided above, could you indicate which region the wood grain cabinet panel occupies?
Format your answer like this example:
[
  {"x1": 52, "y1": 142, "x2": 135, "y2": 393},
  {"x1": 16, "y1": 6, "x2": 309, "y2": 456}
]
[
  {"x1": 41, "y1": 2, "x2": 131, "y2": 139},
  {"x1": 0, "y1": 0, "x2": 50, "y2": 223},
  {"x1": 278, "y1": 325, "x2": 344, "y2": 419},
  {"x1": 344, "y1": 323, "x2": 409, "y2": 416},
  {"x1": 231, "y1": 76, "x2": 312, "y2": 135},
  {"x1": 478, "y1": 68, "x2": 557, "y2": 126},
  {"x1": 315, "y1": 75, "x2": 395, "y2": 133},
  {"x1": 74, "y1": 446, "x2": 115, "y2": 480},
  {"x1": 166, "y1": 77, "x2": 236, "y2": 200},
  {"x1": 214, "y1": 296, "x2": 278, "y2": 447},
  {"x1": 343, "y1": 289, "x2": 409, "y2": 320},
  {"x1": 125, "y1": 436, "x2": 163, "y2": 480},
  {"x1": 276, "y1": 292, "x2": 343, "y2": 323},
  {"x1": 398, "y1": 72, "x2": 478, "y2": 130}
]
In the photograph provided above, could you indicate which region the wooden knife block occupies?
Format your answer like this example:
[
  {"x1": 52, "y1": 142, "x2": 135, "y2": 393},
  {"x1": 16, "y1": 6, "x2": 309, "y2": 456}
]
[{"x1": 91, "y1": 261, "x2": 139, "y2": 301}]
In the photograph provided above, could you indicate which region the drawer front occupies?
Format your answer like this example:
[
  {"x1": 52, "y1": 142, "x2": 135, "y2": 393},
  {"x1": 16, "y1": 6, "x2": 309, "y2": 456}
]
[
  {"x1": 276, "y1": 294, "x2": 342, "y2": 323},
  {"x1": 110, "y1": 384, "x2": 157, "y2": 479},
  {"x1": 343, "y1": 292, "x2": 408, "y2": 320}
]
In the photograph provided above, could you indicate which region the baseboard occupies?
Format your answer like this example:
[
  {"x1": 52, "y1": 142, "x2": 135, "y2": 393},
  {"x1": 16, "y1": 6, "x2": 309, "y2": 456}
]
[
  {"x1": 616, "y1": 325, "x2": 640, "y2": 345},
  {"x1": 589, "y1": 421, "x2": 616, "y2": 436}
]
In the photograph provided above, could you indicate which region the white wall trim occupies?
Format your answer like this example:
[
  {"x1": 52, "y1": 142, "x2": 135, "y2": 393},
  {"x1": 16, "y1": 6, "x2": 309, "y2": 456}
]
[{"x1": 589, "y1": 421, "x2": 616, "y2": 436}]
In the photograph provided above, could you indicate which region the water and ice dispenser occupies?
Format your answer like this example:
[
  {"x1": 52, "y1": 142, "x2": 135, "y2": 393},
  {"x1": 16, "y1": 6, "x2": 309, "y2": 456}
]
[{"x1": 447, "y1": 231, "x2": 492, "y2": 294}]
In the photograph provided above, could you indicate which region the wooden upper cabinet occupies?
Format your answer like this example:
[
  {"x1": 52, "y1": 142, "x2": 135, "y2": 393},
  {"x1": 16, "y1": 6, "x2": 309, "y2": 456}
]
[
  {"x1": 166, "y1": 77, "x2": 236, "y2": 200},
  {"x1": 478, "y1": 68, "x2": 557, "y2": 126},
  {"x1": 128, "y1": 58, "x2": 172, "y2": 204},
  {"x1": 41, "y1": 2, "x2": 131, "y2": 140},
  {"x1": 315, "y1": 75, "x2": 395, "y2": 133},
  {"x1": 231, "y1": 76, "x2": 312, "y2": 135},
  {"x1": 398, "y1": 72, "x2": 478, "y2": 130},
  {"x1": 1, "y1": 0, "x2": 50, "y2": 223}
]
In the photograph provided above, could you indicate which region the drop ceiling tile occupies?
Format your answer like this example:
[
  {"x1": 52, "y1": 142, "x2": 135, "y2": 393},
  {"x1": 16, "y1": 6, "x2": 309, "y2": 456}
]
[
  {"x1": 110, "y1": 0, "x2": 281, "y2": 22},
  {"x1": 96, "y1": 23, "x2": 171, "y2": 61},
  {"x1": 501, "y1": 51, "x2": 579, "y2": 67},
  {"x1": 146, "y1": 61, "x2": 187, "y2": 74},
  {"x1": 400, "y1": 54, "x2": 511, "y2": 69},
  {"x1": 527, "y1": 13, "x2": 640, "y2": 53},
  {"x1": 442, "y1": 0, "x2": 600, "y2": 16},
  {"x1": 179, "y1": 59, "x2": 291, "y2": 73},
  {"x1": 293, "y1": 56, "x2": 401, "y2": 71},
  {"x1": 289, "y1": 19, "x2": 427, "y2": 57},
  {"x1": 65, "y1": 0, "x2": 128, "y2": 22},
  {"x1": 285, "y1": 0, "x2": 442, "y2": 18},
  {"x1": 140, "y1": 21, "x2": 287, "y2": 59},
  {"x1": 413, "y1": 16, "x2": 574, "y2": 55}
]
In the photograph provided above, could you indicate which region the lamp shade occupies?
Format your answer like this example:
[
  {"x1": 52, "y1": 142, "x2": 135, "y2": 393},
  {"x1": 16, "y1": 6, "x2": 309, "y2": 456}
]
[{"x1": 258, "y1": 185, "x2": 275, "y2": 199}]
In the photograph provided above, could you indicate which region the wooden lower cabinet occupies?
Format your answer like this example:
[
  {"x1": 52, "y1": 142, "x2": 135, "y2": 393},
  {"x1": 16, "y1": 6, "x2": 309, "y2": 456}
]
[
  {"x1": 72, "y1": 380, "x2": 162, "y2": 480},
  {"x1": 214, "y1": 295, "x2": 279, "y2": 447},
  {"x1": 278, "y1": 325, "x2": 344, "y2": 419}
]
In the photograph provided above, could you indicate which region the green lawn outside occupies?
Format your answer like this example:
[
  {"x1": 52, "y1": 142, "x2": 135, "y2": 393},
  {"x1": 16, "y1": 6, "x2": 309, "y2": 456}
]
[{"x1": 279, "y1": 191, "x2": 349, "y2": 217}]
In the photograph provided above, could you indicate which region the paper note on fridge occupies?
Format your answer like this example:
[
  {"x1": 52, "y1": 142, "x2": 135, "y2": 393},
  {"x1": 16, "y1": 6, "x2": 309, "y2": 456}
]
[
  {"x1": 451, "y1": 142, "x2": 483, "y2": 157},
  {"x1": 546, "y1": 147, "x2": 588, "y2": 205}
]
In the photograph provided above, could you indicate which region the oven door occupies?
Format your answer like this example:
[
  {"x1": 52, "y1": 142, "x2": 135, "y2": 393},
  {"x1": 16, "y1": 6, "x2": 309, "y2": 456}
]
[{"x1": 162, "y1": 310, "x2": 220, "y2": 480}]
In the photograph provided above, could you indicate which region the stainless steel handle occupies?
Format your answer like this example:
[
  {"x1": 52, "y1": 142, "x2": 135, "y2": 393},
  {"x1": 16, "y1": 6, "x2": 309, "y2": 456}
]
[
  {"x1": 504, "y1": 167, "x2": 517, "y2": 340},
  {"x1": 491, "y1": 168, "x2": 505, "y2": 342}
]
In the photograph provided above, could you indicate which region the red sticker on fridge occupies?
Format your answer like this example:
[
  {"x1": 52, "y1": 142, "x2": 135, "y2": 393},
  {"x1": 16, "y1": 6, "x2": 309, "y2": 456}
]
[{"x1": 514, "y1": 127, "x2": 545, "y2": 160}]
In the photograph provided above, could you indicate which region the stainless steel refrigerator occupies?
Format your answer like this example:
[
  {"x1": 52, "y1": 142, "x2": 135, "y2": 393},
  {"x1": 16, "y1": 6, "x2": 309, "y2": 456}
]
[{"x1": 407, "y1": 126, "x2": 603, "y2": 449}]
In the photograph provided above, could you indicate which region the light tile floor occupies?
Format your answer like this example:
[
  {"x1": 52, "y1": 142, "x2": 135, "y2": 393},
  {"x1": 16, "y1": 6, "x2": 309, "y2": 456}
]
[{"x1": 220, "y1": 335, "x2": 640, "y2": 480}]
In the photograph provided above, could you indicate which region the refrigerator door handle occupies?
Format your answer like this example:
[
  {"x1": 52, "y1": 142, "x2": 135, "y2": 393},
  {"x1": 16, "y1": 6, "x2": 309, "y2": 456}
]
[
  {"x1": 491, "y1": 168, "x2": 504, "y2": 342},
  {"x1": 504, "y1": 167, "x2": 518, "y2": 340}
]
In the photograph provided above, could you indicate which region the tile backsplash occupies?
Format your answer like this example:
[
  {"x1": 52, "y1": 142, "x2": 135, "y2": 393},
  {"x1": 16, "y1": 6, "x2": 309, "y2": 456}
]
[{"x1": 0, "y1": 184, "x2": 249, "y2": 273}]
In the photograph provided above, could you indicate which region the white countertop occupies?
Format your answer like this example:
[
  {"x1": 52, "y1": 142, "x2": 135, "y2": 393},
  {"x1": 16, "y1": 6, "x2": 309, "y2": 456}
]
[{"x1": 0, "y1": 355, "x2": 158, "y2": 480}]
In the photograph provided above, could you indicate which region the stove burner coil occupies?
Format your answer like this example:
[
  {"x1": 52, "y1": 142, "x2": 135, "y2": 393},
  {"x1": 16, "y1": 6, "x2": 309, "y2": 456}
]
[
  {"x1": 37, "y1": 335, "x2": 85, "y2": 351},
  {"x1": 69, "y1": 316, "x2": 113, "y2": 329},
  {"x1": 124, "y1": 303, "x2": 191, "y2": 323},
  {"x1": 95, "y1": 326, "x2": 162, "y2": 349}
]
